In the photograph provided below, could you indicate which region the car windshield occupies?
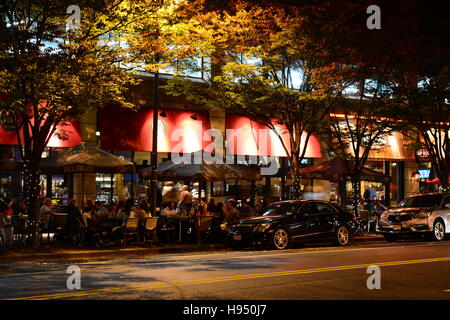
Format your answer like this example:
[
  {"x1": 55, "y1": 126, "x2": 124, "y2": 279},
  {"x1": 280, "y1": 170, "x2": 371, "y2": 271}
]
[
  {"x1": 399, "y1": 195, "x2": 443, "y2": 208},
  {"x1": 259, "y1": 202, "x2": 298, "y2": 217}
]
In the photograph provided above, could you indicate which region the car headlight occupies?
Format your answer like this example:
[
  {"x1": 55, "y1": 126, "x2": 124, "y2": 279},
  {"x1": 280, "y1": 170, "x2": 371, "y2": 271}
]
[{"x1": 255, "y1": 223, "x2": 272, "y2": 232}]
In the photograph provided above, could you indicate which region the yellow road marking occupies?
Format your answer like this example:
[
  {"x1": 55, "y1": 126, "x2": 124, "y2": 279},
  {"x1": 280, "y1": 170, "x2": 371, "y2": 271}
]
[{"x1": 6, "y1": 256, "x2": 450, "y2": 300}]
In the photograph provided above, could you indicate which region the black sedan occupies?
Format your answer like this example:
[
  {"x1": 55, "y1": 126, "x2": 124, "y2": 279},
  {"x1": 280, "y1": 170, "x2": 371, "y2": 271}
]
[{"x1": 228, "y1": 200, "x2": 358, "y2": 250}]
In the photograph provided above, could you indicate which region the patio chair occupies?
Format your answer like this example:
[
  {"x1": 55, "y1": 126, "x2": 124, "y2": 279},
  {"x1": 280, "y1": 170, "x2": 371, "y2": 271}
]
[
  {"x1": 123, "y1": 217, "x2": 139, "y2": 247},
  {"x1": 40, "y1": 213, "x2": 53, "y2": 243},
  {"x1": 158, "y1": 216, "x2": 177, "y2": 242},
  {"x1": 48, "y1": 213, "x2": 68, "y2": 242},
  {"x1": 197, "y1": 216, "x2": 213, "y2": 243},
  {"x1": 11, "y1": 215, "x2": 25, "y2": 241},
  {"x1": 143, "y1": 217, "x2": 159, "y2": 243}
]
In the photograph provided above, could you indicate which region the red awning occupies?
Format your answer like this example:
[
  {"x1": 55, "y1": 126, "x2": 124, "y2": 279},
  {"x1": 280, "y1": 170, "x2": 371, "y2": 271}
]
[
  {"x1": 98, "y1": 105, "x2": 214, "y2": 153},
  {"x1": 426, "y1": 175, "x2": 450, "y2": 184},
  {"x1": 225, "y1": 114, "x2": 322, "y2": 158},
  {"x1": 0, "y1": 120, "x2": 82, "y2": 148}
]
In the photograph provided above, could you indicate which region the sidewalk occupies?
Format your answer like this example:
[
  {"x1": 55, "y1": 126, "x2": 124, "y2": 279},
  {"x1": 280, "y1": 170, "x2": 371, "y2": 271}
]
[
  {"x1": 0, "y1": 233, "x2": 385, "y2": 264},
  {"x1": 0, "y1": 242, "x2": 230, "y2": 264}
]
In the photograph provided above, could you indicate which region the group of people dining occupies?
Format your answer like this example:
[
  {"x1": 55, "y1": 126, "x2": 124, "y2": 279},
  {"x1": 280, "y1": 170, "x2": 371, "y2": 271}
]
[{"x1": 31, "y1": 182, "x2": 259, "y2": 246}]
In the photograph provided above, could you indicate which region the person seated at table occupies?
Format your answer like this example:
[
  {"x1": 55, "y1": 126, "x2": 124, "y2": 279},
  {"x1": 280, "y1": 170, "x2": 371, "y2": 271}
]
[
  {"x1": 238, "y1": 200, "x2": 256, "y2": 219},
  {"x1": 374, "y1": 199, "x2": 387, "y2": 213},
  {"x1": 224, "y1": 200, "x2": 240, "y2": 226},
  {"x1": 215, "y1": 202, "x2": 225, "y2": 221},
  {"x1": 39, "y1": 197, "x2": 53, "y2": 228},
  {"x1": 207, "y1": 198, "x2": 218, "y2": 214},
  {"x1": 40, "y1": 197, "x2": 53, "y2": 214},
  {"x1": 83, "y1": 199, "x2": 94, "y2": 213},
  {"x1": 161, "y1": 202, "x2": 178, "y2": 219},
  {"x1": 129, "y1": 203, "x2": 148, "y2": 219},
  {"x1": 64, "y1": 199, "x2": 83, "y2": 244},
  {"x1": 18, "y1": 200, "x2": 28, "y2": 218},
  {"x1": 196, "y1": 198, "x2": 209, "y2": 216},
  {"x1": 138, "y1": 199, "x2": 150, "y2": 213}
]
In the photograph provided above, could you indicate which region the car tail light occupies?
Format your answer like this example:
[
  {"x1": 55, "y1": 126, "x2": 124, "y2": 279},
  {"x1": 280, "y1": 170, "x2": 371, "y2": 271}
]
[{"x1": 3, "y1": 208, "x2": 13, "y2": 216}]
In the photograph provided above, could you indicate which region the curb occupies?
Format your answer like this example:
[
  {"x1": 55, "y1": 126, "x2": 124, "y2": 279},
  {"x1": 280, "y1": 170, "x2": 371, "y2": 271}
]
[{"x1": 0, "y1": 235, "x2": 386, "y2": 264}]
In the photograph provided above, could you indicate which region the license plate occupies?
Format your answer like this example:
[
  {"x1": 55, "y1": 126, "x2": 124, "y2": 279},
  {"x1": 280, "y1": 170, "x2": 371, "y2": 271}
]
[
  {"x1": 233, "y1": 234, "x2": 242, "y2": 241},
  {"x1": 393, "y1": 224, "x2": 402, "y2": 230}
]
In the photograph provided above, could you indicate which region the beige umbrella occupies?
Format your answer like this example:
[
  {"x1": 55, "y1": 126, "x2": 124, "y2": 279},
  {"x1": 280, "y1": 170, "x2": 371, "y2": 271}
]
[
  {"x1": 40, "y1": 144, "x2": 135, "y2": 202},
  {"x1": 40, "y1": 144, "x2": 135, "y2": 174}
]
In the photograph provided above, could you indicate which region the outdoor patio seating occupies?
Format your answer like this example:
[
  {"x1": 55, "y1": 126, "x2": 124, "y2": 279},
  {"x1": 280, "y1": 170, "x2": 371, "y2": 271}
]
[
  {"x1": 123, "y1": 217, "x2": 139, "y2": 247},
  {"x1": 143, "y1": 217, "x2": 159, "y2": 243}
]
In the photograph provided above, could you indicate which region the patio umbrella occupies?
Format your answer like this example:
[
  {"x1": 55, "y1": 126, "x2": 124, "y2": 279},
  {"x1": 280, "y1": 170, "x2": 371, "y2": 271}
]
[
  {"x1": 139, "y1": 161, "x2": 260, "y2": 181},
  {"x1": 40, "y1": 144, "x2": 135, "y2": 203},
  {"x1": 300, "y1": 159, "x2": 391, "y2": 183},
  {"x1": 40, "y1": 144, "x2": 135, "y2": 174}
]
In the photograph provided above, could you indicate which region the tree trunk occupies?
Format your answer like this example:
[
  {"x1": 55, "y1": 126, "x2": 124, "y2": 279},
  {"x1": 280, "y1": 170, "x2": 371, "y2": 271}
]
[
  {"x1": 23, "y1": 161, "x2": 42, "y2": 247},
  {"x1": 291, "y1": 160, "x2": 302, "y2": 200},
  {"x1": 350, "y1": 176, "x2": 361, "y2": 223}
]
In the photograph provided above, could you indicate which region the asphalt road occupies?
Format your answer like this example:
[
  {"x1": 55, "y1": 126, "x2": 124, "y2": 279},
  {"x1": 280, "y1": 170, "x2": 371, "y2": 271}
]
[{"x1": 1, "y1": 240, "x2": 450, "y2": 300}]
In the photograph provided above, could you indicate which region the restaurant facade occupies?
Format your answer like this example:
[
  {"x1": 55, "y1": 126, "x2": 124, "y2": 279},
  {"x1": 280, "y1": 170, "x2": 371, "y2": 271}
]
[{"x1": 0, "y1": 74, "x2": 439, "y2": 209}]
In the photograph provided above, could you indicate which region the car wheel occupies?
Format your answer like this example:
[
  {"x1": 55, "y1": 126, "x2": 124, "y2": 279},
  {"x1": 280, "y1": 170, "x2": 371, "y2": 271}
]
[
  {"x1": 433, "y1": 220, "x2": 446, "y2": 241},
  {"x1": 272, "y1": 228, "x2": 289, "y2": 250},
  {"x1": 383, "y1": 234, "x2": 397, "y2": 242},
  {"x1": 335, "y1": 225, "x2": 350, "y2": 246}
]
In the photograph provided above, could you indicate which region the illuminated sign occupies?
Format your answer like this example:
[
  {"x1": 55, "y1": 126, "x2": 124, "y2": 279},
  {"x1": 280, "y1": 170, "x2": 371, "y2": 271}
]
[
  {"x1": 415, "y1": 147, "x2": 431, "y2": 162},
  {"x1": 418, "y1": 169, "x2": 430, "y2": 179},
  {"x1": 0, "y1": 110, "x2": 16, "y2": 131}
]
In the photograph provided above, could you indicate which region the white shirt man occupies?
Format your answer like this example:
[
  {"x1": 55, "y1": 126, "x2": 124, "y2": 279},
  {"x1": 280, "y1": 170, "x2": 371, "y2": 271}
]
[{"x1": 161, "y1": 202, "x2": 178, "y2": 219}]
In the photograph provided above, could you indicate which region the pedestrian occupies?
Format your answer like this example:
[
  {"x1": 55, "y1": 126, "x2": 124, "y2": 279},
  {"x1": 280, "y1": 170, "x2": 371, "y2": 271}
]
[
  {"x1": 179, "y1": 185, "x2": 193, "y2": 216},
  {"x1": 364, "y1": 199, "x2": 377, "y2": 232},
  {"x1": 162, "y1": 181, "x2": 179, "y2": 207},
  {"x1": 364, "y1": 187, "x2": 376, "y2": 200}
]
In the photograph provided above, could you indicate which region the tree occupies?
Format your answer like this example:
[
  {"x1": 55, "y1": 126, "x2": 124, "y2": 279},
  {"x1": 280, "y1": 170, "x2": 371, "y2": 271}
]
[
  {"x1": 395, "y1": 69, "x2": 450, "y2": 192},
  {"x1": 321, "y1": 99, "x2": 401, "y2": 219},
  {"x1": 163, "y1": 1, "x2": 336, "y2": 199},
  {"x1": 0, "y1": 0, "x2": 162, "y2": 247},
  {"x1": 385, "y1": 1, "x2": 450, "y2": 193},
  {"x1": 295, "y1": 0, "x2": 447, "y2": 218}
]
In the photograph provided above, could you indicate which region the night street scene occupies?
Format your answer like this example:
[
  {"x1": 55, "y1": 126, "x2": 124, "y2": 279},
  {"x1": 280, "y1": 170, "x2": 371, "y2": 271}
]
[{"x1": 0, "y1": 0, "x2": 449, "y2": 316}]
